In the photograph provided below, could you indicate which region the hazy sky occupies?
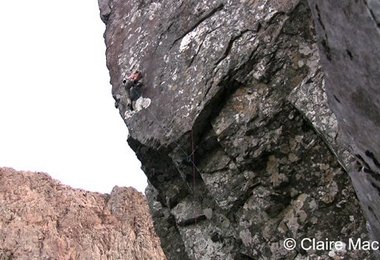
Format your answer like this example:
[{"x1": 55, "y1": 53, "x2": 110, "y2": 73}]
[{"x1": 0, "y1": 1, "x2": 148, "y2": 193}]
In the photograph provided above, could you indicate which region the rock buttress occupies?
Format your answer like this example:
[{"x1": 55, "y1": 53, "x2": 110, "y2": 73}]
[
  {"x1": 0, "y1": 168, "x2": 166, "y2": 260},
  {"x1": 99, "y1": 0, "x2": 373, "y2": 259},
  {"x1": 307, "y1": 0, "x2": 380, "y2": 244}
]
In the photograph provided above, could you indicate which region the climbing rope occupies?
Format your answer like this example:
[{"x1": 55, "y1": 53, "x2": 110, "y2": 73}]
[
  {"x1": 143, "y1": 105, "x2": 204, "y2": 223},
  {"x1": 143, "y1": 106, "x2": 202, "y2": 189},
  {"x1": 191, "y1": 128, "x2": 197, "y2": 223},
  {"x1": 120, "y1": 69, "x2": 207, "y2": 221},
  {"x1": 191, "y1": 128, "x2": 196, "y2": 195}
]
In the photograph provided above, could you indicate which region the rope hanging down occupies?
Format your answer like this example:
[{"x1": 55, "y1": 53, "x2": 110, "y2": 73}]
[
  {"x1": 144, "y1": 106, "x2": 203, "y2": 222},
  {"x1": 144, "y1": 106, "x2": 202, "y2": 190}
]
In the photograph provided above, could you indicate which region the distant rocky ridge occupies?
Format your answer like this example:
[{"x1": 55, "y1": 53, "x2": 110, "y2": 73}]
[{"x1": 0, "y1": 167, "x2": 166, "y2": 259}]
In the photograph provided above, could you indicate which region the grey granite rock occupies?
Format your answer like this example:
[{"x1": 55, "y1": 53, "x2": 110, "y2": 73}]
[
  {"x1": 307, "y1": 0, "x2": 380, "y2": 244},
  {"x1": 99, "y1": 0, "x2": 374, "y2": 258}
]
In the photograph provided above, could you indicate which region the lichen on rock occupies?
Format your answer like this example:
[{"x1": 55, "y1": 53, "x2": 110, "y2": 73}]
[
  {"x1": 99, "y1": 0, "x2": 374, "y2": 259},
  {"x1": 307, "y1": 0, "x2": 380, "y2": 246}
]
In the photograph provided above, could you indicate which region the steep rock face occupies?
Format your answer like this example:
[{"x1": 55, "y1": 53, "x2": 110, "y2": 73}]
[
  {"x1": 99, "y1": 0, "x2": 373, "y2": 259},
  {"x1": 307, "y1": 0, "x2": 380, "y2": 243},
  {"x1": 0, "y1": 168, "x2": 166, "y2": 260}
]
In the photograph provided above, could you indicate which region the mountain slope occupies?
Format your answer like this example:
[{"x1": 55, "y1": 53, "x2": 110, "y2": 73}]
[{"x1": 0, "y1": 167, "x2": 166, "y2": 259}]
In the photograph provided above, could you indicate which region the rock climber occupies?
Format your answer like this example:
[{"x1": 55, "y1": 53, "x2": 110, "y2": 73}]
[{"x1": 123, "y1": 70, "x2": 143, "y2": 111}]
